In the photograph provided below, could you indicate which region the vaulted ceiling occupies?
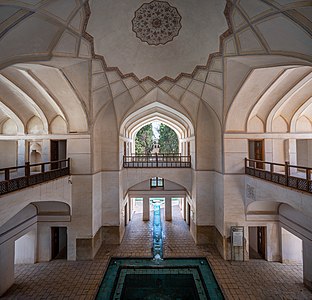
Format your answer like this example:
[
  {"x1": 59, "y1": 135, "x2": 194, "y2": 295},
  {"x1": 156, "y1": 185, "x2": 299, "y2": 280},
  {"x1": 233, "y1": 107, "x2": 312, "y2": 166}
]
[{"x1": 0, "y1": 0, "x2": 311, "y2": 135}]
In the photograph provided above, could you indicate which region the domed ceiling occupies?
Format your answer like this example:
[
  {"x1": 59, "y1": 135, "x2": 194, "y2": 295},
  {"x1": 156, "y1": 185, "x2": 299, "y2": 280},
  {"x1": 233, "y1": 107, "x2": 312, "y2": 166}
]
[{"x1": 87, "y1": 0, "x2": 228, "y2": 80}]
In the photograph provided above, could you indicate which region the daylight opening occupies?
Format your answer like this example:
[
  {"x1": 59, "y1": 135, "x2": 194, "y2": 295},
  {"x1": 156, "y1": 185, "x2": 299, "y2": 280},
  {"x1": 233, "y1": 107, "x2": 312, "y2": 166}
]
[{"x1": 135, "y1": 122, "x2": 179, "y2": 155}]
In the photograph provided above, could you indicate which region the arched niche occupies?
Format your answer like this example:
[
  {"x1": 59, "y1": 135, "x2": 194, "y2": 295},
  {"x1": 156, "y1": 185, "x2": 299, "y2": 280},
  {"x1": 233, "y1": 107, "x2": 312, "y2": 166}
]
[
  {"x1": 295, "y1": 116, "x2": 312, "y2": 132},
  {"x1": 271, "y1": 115, "x2": 288, "y2": 133},
  {"x1": 29, "y1": 142, "x2": 42, "y2": 171},
  {"x1": 50, "y1": 115, "x2": 67, "y2": 134},
  {"x1": 247, "y1": 115, "x2": 264, "y2": 133},
  {"x1": 27, "y1": 116, "x2": 44, "y2": 134},
  {"x1": 120, "y1": 102, "x2": 194, "y2": 156},
  {"x1": 1, "y1": 118, "x2": 17, "y2": 134}
]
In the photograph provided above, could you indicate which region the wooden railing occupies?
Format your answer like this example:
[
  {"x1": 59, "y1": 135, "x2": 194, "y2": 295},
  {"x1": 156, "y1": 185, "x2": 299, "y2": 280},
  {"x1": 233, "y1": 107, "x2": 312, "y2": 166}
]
[
  {"x1": 123, "y1": 154, "x2": 191, "y2": 168},
  {"x1": 245, "y1": 158, "x2": 312, "y2": 194},
  {"x1": 0, "y1": 158, "x2": 70, "y2": 196}
]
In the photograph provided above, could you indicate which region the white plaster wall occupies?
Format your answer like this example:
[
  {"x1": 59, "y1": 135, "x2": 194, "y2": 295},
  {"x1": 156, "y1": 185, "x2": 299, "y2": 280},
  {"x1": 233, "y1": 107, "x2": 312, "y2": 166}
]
[
  {"x1": 297, "y1": 139, "x2": 312, "y2": 168},
  {"x1": 129, "y1": 179, "x2": 185, "y2": 191},
  {"x1": 67, "y1": 138, "x2": 91, "y2": 175},
  {"x1": 121, "y1": 168, "x2": 192, "y2": 196},
  {"x1": 0, "y1": 177, "x2": 72, "y2": 228},
  {"x1": 0, "y1": 140, "x2": 17, "y2": 168},
  {"x1": 100, "y1": 102, "x2": 119, "y2": 171},
  {"x1": 14, "y1": 229, "x2": 37, "y2": 264},
  {"x1": 92, "y1": 117, "x2": 103, "y2": 173},
  {"x1": 102, "y1": 171, "x2": 120, "y2": 226},
  {"x1": 281, "y1": 227, "x2": 303, "y2": 264},
  {"x1": 195, "y1": 171, "x2": 215, "y2": 226},
  {"x1": 214, "y1": 172, "x2": 224, "y2": 235},
  {"x1": 224, "y1": 139, "x2": 248, "y2": 174},
  {"x1": 92, "y1": 172, "x2": 102, "y2": 234},
  {"x1": 223, "y1": 174, "x2": 246, "y2": 234},
  {"x1": 0, "y1": 240, "x2": 14, "y2": 296},
  {"x1": 196, "y1": 102, "x2": 222, "y2": 172},
  {"x1": 71, "y1": 175, "x2": 92, "y2": 237},
  {"x1": 272, "y1": 139, "x2": 285, "y2": 172},
  {"x1": 245, "y1": 176, "x2": 312, "y2": 219}
]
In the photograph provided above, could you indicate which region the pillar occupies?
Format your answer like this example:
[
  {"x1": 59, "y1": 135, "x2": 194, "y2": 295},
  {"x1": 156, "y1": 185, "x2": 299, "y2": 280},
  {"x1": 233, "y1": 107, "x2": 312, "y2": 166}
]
[
  {"x1": 182, "y1": 197, "x2": 186, "y2": 221},
  {"x1": 265, "y1": 223, "x2": 280, "y2": 261},
  {"x1": 165, "y1": 196, "x2": 172, "y2": 221},
  {"x1": 17, "y1": 140, "x2": 25, "y2": 176},
  {"x1": 143, "y1": 196, "x2": 150, "y2": 221},
  {"x1": 285, "y1": 139, "x2": 297, "y2": 175},
  {"x1": 129, "y1": 198, "x2": 132, "y2": 221},
  {"x1": 42, "y1": 139, "x2": 50, "y2": 163},
  {"x1": 186, "y1": 201, "x2": 190, "y2": 225},
  {"x1": 303, "y1": 239, "x2": 312, "y2": 291},
  {"x1": 0, "y1": 240, "x2": 14, "y2": 296}
]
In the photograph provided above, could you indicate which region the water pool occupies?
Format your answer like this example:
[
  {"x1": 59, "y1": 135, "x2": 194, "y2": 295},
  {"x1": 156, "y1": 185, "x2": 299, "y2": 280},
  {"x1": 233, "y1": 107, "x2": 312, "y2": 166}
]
[
  {"x1": 96, "y1": 258, "x2": 224, "y2": 300},
  {"x1": 96, "y1": 204, "x2": 224, "y2": 299}
]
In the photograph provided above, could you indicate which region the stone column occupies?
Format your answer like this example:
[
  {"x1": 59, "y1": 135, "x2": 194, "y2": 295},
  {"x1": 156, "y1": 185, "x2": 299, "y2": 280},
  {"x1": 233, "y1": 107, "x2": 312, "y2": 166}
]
[
  {"x1": 165, "y1": 196, "x2": 172, "y2": 221},
  {"x1": 143, "y1": 196, "x2": 150, "y2": 221},
  {"x1": 303, "y1": 239, "x2": 312, "y2": 291}
]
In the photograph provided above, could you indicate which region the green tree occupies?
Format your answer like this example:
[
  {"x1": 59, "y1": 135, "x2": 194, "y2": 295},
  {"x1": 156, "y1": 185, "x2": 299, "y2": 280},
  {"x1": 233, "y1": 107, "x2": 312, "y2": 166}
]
[
  {"x1": 135, "y1": 124, "x2": 154, "y2": 154},
  {"x1": 158, "y1": 123, "x2": 179, "y2": 154}
]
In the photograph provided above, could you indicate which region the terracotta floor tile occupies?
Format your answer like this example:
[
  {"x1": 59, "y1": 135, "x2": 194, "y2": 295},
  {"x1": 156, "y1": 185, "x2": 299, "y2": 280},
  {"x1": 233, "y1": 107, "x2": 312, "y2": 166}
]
[{"x1": 2, "y1": 205, "x2": 312, "y2": 299}]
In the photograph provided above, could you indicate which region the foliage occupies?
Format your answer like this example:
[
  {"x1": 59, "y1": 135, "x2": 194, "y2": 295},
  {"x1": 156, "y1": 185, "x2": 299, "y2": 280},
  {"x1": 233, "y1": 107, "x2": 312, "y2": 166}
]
[
  {"x1": 158, "y1": 123, "x2": 179, "y2": 154},
  {"x1": 135, "y1": 123, "x2": 179, "y2": 155},
  {"x1": 135, "y1": 124, "x2": 154, "y2": 154}
]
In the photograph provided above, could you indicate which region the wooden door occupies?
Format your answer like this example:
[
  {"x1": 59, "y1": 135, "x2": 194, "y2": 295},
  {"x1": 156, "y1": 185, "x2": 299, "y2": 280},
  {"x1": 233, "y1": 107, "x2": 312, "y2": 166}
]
[{"x1": 248, "y1": 140, "x2": 264, "y2": 169}]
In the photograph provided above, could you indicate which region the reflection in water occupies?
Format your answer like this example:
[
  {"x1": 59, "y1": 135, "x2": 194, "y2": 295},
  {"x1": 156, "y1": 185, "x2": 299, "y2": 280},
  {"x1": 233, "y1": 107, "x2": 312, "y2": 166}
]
[{"x1": 152, "y1": 204, "x2": 163, "y2": 261}]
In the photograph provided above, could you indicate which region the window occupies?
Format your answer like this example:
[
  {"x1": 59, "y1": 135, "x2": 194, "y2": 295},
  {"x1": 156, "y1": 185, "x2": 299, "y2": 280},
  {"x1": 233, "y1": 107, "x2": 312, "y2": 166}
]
[{"x1": 150, "y1": 177, "x2": 164, "y2": 189}]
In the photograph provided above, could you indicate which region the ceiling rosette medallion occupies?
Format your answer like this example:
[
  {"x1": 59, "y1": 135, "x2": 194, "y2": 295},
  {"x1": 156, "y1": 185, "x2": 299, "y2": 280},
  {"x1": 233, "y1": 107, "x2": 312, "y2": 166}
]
[{"x1": 132, "y1": 1, "x2": 182, "y2": 46}]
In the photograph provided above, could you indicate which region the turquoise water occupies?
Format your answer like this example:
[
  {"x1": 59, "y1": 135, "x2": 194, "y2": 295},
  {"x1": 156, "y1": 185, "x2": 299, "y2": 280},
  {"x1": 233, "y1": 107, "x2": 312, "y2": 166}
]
[
  {"x1": 152, "y1": 204, "x2": 163, "y2": 260},
  {"x1": 96, "y1": 204, "x2": 224, "y2": 299},
  {"x1": 96, "y1": 258, "x2": 224, "y2": 299}
]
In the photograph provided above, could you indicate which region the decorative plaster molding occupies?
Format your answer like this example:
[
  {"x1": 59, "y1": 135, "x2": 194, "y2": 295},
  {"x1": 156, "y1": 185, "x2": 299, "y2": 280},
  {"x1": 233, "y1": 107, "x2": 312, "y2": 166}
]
[
  {"x1": 132, "y1": 1, "x2": 182, "y2": 46},
  {"x1": 82, "y1": 0, "x2": 234, "y2": 84}
]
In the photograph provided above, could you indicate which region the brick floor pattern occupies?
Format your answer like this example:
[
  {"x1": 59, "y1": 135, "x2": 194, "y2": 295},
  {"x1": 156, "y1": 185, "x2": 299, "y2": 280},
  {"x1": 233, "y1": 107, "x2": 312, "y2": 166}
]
[{"x1": 2, "y1": 206, "x2": 312, "y2": 299}]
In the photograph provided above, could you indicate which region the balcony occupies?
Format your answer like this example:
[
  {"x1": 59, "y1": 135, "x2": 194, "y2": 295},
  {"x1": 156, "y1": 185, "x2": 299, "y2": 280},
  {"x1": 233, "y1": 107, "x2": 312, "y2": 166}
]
[
  {"x1": 0, "y1": 159, "x2": 70, "y2": 196},
  {"x1": 123, "y1": 154, "x2": 191, "y2": 168},
  {"x1": 245, "y1": 158, "x2": 312, "y2": 194}
]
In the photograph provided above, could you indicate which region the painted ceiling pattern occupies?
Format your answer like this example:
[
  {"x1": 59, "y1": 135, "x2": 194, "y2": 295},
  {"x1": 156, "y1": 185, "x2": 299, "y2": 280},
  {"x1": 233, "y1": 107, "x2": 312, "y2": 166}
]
[
  {"x1": 132, "y1": 1, "x2": 182, "y2": 46},
  {"x1": 0, "y1": 0, "x2": 311, "y2": 136}
]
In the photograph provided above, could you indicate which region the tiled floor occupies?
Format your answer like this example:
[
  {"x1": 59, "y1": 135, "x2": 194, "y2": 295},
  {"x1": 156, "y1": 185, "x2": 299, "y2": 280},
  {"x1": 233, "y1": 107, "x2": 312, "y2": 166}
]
[{"x1": 2, "y1": 205, "x2": 312, "y2": 299}]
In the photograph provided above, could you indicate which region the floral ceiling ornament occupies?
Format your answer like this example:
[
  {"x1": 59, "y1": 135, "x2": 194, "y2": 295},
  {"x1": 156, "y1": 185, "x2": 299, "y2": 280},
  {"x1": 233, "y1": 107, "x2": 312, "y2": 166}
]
[{"x1": 132, "y1": 0, "x2": 182, "y2": 46}]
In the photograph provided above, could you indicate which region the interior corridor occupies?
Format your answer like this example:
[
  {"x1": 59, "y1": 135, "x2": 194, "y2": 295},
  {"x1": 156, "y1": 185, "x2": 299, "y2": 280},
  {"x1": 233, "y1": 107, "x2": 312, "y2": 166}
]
[{"x1": 2, "y1": 205, "x2": 312, "y2": 299}]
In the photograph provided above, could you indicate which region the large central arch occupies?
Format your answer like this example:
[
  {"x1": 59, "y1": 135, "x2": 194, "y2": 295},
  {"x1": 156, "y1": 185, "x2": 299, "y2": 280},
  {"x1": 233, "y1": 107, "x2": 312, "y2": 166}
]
[{"x1": 120, "y1": 102, "x2": 195, "y2": 156}]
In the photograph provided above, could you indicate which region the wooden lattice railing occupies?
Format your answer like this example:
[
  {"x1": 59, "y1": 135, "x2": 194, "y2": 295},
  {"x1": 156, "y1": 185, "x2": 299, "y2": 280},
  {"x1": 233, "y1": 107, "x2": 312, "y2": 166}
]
[
  {"x1": 0, "y1": 158, "x2": 70, "y2": 196},
  {"x1": 123, "y1": 154, "x2": 191, "y2": 168},
  {"x1": 245, "y1": 158, "x2": 312, "y2": 194}
]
